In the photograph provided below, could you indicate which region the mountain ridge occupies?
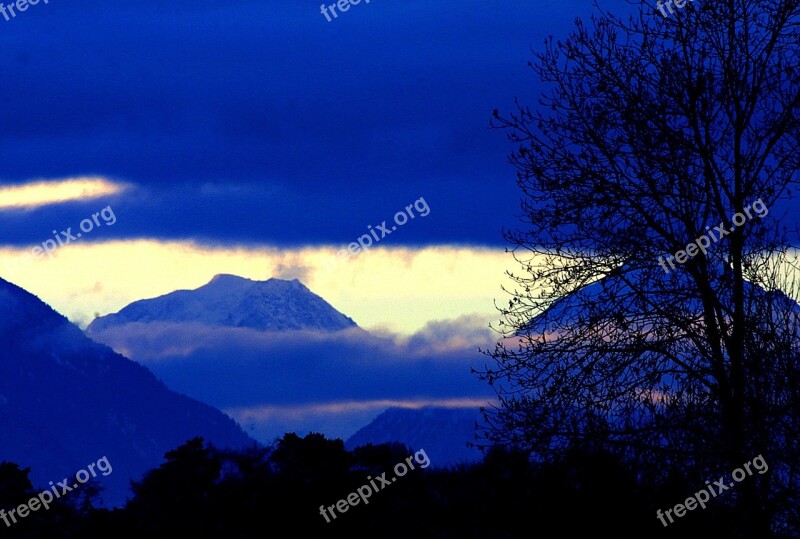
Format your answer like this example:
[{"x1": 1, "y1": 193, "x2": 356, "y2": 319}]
[
  {"x1": 346, "y1": 406, "x2": 485, "y2": 467},
  {"x1": 87, "y1": 274, "x2": 358, "y2": 334},
  {"x1": 0, "y1": 276, "x2": 256, "y2": 507}
]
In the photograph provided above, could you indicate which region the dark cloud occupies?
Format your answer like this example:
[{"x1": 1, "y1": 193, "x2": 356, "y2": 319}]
[
  {"x1": 0, "y1": 0, "x2": 593, "y2": 247},
  {"x1": 88, "y1": 323, "x2": 493, "y2": 408},
  {"x1": 86, "y1": 319, "x2": 497, "y2": 439}
]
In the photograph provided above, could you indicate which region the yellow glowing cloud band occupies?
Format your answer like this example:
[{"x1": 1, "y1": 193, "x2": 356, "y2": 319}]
[
  {"x1": 0, "y1": 241, "x2": 519, "y2": 335},
  {"x1": 0, "y1": 177, "x2": 127, "y2": 210}
]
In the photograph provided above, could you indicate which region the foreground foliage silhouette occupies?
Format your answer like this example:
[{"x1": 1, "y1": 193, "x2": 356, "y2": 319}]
[
  {"x1": 479, "y1": 0, "x2": 800, "y2": 535},
  {"x1": 0, "y1": 434, "x2": 773, "y2": 537}
]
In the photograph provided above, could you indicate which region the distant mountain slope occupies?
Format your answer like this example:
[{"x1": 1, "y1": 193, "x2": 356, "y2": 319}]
[
  {"x1": 84, "y1": 275, "x2": 493, "y2": 450},
  {"x1": 0, "y1": 277, "x2": 255, "y2": 507},
  {"x1": 87, "y1": 274, "x2": 358, "y2": 334},
  {"x1": 346, "y1": 407, "x2": 485, "y2": 467}
]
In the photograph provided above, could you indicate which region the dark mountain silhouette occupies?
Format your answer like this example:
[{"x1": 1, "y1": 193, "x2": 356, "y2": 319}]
[
  {"x1": 0, "y1": 277, "x2": 255, "y2": 507},
  {"x1": 346, "y1": 407, "x2": 484, "y2": 466},
  {"x1": 87, "y1": 274, "x2": 358, "y2": 334}
]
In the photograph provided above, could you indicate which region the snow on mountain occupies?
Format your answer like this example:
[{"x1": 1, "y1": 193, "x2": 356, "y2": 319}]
[
  {"x1": 87, "y1": 274, "x2": 358, "y2": 333},
  {"x1": 0, "y1": 277, "x2": 255, "y2": 507}
]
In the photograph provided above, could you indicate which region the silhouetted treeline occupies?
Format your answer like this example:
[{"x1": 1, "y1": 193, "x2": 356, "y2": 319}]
[{"x1": 0, "y1": 434, "x2": 763, "y2": 538}]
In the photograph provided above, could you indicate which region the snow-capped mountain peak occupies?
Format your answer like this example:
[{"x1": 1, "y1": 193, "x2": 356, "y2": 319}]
[{"x1": 87, "y1": 274, "x2": 357, "y2": 333}]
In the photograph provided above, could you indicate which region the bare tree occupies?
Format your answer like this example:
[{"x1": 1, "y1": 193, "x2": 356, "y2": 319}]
[{"x1": 477, "y1": 0, "x2": 800, "y2": 534}]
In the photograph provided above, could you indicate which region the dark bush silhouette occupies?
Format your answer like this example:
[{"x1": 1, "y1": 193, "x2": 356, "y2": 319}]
[{"x1": 0, "y1": 432, "x2": 784, "y2": 537}]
